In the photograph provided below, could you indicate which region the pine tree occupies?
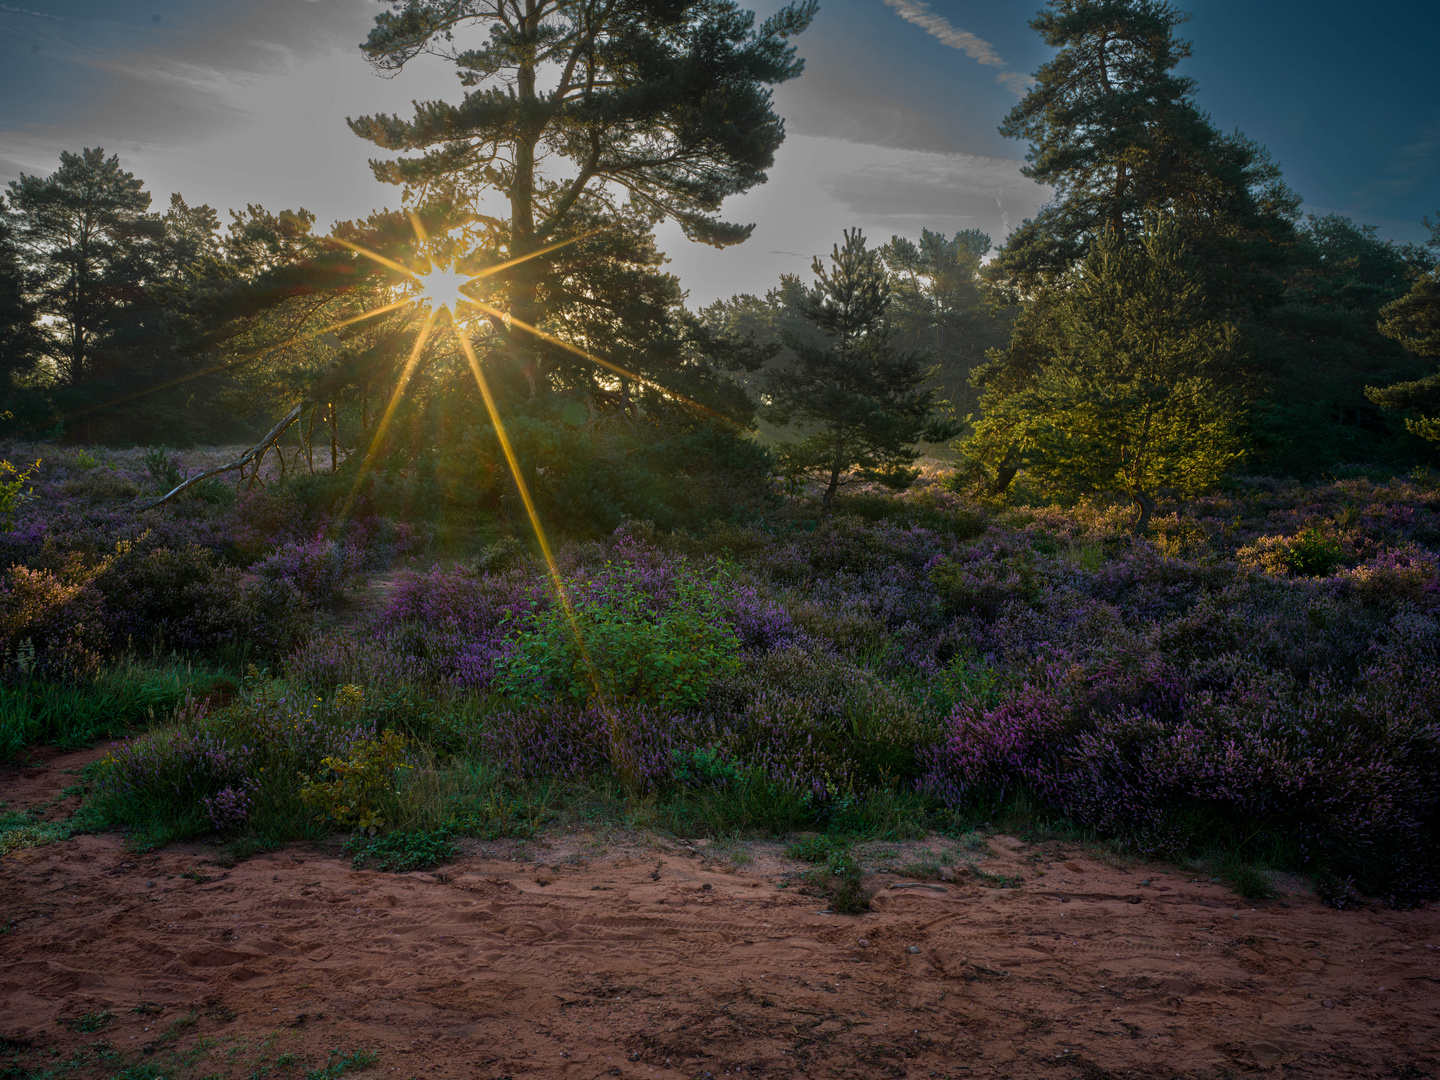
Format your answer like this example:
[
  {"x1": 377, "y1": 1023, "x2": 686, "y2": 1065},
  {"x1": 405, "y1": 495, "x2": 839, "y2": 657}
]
[
  {"x1": 965, "y1": 0, "x2": 1299, "y2": 492},
  {"x1": 879, "y1": 228, "x2": 1008, "y2": 420},
  {"x1": 1367, "y1": 215, "x2": 1440, "y2": 450},
  {"x1": 762, "y1": 229, "x2": 958, "y2": 512},
  {"x1": 0, "y1": 197, "x2": 41, "y2": 394},
  {"x1": 5, "y1": 149, "x2": 161, "y2": 390},
  {"x1": 1017, "y1": 216, "x2": 1244, "y2": 533},
  {"x1": 994, "y1": 0, "x2": 1296, "y2": 292},
  {"x1": 348, "y1": 0, "x2": 816, "y2": 396}
]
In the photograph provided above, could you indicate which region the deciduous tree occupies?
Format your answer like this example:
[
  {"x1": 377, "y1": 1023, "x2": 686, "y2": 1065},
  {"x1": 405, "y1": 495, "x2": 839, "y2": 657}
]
[{"x1": 1015, "y1": 217, "x2": 1243, "y2": 533}]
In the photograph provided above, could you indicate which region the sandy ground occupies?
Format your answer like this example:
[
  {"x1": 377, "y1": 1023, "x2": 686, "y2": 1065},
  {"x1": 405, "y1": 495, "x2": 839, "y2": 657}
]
[{"x1": 3, "y1": 751, "x2": 1439, "y2": 1080}]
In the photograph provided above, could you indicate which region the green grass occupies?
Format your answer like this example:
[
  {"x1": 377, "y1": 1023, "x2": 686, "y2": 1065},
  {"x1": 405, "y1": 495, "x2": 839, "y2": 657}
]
[
  {"x1": 61, "y1": 1012, "x2": 112, "y2": 1034},
  {"x1": 304, "y1": 1049, "x2": 377, "y2": 1080},
  {"x1": 1223, "y1": 862, "x2": 1275, "y2": 900},
  {"x1": 0, "y1": 662, "x2": 223, "y2": 762}
]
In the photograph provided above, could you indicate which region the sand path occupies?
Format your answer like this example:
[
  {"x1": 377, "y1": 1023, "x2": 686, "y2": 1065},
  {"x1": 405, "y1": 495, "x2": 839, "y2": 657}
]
[{"x1": 2, "y1": 752, "x2": 1438, "y2": 1080}]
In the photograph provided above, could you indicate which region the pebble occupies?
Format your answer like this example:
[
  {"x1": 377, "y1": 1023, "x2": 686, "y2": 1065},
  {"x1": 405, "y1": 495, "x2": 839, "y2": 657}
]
[
  {"x1": 857, "y1": 939, "x2": 871, "y2": 948},
  {"x1": 1322, "y1": 1000, "x2": 1335, "y2": 1009},
  {"x1": 907, "y1": 945, "x2": 920, "y2": 954},
  {"x1": 146, "y1": 880, "x2": 155, "y2": 888},
  {"x1": 701, "y1": 883, "x2": 712, "y2": 891},
  {"x1": 1140, "y1": 879, "x2": 1150, "y2": 886}
]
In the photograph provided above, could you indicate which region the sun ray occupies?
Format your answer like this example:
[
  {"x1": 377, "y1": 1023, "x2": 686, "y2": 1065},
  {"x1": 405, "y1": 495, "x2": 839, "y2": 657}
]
[
  {"x1": 462, "y1": 229, "x2": 606, "y2": 283},
  {"x1": 454, "y1": 328, "x2": 610, "y2": 718},
  {"x1": 330, "y1": 235, "x2": 426, "y2": 281},
  {"x1": 333, "y1": 309, "x2": 437, "y2": 526},
  {"x1": 62, "y1": 295, "x2": 419, "y2": 425},
  {"x1": 406, "y1": 210, "x2": 433, "y2": 265},
  {"x1": 466, "y1": 299, "x2": 731, "y2": 423}
]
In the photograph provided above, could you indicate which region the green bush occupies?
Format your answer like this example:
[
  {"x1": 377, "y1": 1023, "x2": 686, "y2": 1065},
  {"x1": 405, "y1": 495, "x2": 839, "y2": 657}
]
[
  {"x1": 345, "y1": 824, "x2": 456, "y2": 872},
  {"x1": 300, "y1": 730, "x2": 412, "y2": 835},
  {"x1": 495, "y1": 565, "x2": 741, "y2": 710}
]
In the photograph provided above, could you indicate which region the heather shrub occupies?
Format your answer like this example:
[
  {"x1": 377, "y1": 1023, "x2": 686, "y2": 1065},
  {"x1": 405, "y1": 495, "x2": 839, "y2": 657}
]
[
  {"x1": 1335, "y1": 548, "x2": 1440, "y2": 611},
  {"x1": 91, "y1": 683, "x2": 380, "y2": 843},
  {"x1": 92, "y1": 540, "x2": 248, "y2": 653},
  {"x1": 1239, "y1": 526, "x2": 1348, "y2": 577},
  {"x1": 473, "y1": 700, "x2": 699, "y2": 790},
  {"x1": 703, "y1": 645, "x2": 941, "y2": 793},
  {"x1": 372, "y1": 565, "x2": 538, "y2": 688},
  {"x1": 250, "y1": 535, "x2": 367, "y2": 606},
  {"x1": 921, "y1": 651, "x2": 1440, "y2": 904},
  {"x1": 0, "y1": 564, "x2": 107, "y2": 681},
  {"x1": 59, "y1": 470, "x2": 142, "y2": 502},
  {"x1": 287, "y1": 632, "x2": 427, "y2": 692}
]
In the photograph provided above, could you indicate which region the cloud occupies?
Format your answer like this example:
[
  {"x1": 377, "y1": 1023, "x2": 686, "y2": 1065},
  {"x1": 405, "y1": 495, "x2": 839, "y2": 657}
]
[
  {"x1": 879, "y1": 0, "x2": 1030, "y2": 97},
  {"x1": 995, "y1": 70, "x2": 1033, "y2": 96},
  {"x1": 879, "y1": 0, "x2": 1003, "y2": 66},
  {"x1": 0, "y1": 0, "x2": 372, "y2": 165},
  {"x1": 825, "y1": 147, "x2": 1048, "y2": 231}
]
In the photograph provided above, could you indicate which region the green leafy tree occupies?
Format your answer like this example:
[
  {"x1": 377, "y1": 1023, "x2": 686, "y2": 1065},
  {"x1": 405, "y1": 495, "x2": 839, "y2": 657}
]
[
  {"x1": 1016, "y1": 217, "x2": 1244, "y2": 533},
  {"x1": 348, "y1": 0, "x2": 816, "y2": 393},
  {"x1": 762, "y1": 229, "x2": 959, "y2": 512},
  {"x1": 1367, "y1": 214, "x2": 1440, "y2": 449}
]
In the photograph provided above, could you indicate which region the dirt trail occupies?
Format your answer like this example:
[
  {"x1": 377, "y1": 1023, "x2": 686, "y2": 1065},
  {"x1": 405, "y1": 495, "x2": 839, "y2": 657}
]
[{"x1": 2, "y1": 753, "x2": 1438, "y2": 1080}]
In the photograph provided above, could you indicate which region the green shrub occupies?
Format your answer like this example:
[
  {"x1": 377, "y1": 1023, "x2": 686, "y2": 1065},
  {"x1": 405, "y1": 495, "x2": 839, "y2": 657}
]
[
  {"x1": 300, "y1": 730, "x2": 412, "y2": 835},
  {"x1": 1238, "y1": 526, "x2": 1348, "y2": 577},
  {"x1": 495, "y1": 565, "x2": 741, "y2": 710},
  {"x1": 345, "y1": 824, "x2": 457, "y2": 872}
]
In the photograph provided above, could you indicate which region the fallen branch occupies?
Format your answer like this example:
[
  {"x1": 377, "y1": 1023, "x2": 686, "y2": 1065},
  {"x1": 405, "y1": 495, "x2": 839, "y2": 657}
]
[{"x1": 137, "y1": 403, "x2": 305, "y2": 510}]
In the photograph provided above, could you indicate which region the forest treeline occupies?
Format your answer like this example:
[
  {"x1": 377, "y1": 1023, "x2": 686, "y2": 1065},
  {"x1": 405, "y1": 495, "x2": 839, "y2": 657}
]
[{"x1": 1, "y1": 0, "x2": 1438, "y2": 530}]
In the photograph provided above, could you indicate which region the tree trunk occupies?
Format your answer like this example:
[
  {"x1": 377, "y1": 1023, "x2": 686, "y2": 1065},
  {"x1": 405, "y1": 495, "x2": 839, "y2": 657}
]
[
  {"x1": 329, "y1": 401, "x2": 338, "y2": 473},
  {"x1": 1131, "y1": 490, "x2": 1155, "y2": 536},
  {"x1": 986, "y1": 443, "x2": 1022, "y2": 497},
  {"x1": 822, "y1": 435, "x2": 845, "y2": 514}
]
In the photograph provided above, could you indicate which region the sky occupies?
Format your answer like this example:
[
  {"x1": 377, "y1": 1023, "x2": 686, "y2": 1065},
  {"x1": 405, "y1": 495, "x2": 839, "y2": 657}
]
[{"x1": 1, "y1": 0, "x2": 1436, "y2": 307}]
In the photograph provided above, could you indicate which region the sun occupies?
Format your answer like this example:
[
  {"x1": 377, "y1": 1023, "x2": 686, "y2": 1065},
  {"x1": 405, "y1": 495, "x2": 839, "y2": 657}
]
[{"x1": 416, "y1": 264, "x2": 474, "y2": 312}]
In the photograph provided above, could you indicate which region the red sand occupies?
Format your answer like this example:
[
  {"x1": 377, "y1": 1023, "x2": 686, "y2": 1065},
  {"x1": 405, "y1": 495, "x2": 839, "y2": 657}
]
[{"x1": 3, "y1": 750, "x2": 1439, "y2": 1079}]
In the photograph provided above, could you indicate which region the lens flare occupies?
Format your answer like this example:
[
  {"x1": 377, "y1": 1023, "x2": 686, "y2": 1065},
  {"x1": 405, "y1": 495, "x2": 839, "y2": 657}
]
[
  {"x1": 333, "y1": 310, "x2": 437, "y2": 524},
  {"x1": 416, "y1": 265, "x2": 474, "y2": 313}
]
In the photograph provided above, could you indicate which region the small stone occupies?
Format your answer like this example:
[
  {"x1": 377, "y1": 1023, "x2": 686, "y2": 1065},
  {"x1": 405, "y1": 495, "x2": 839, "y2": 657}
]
[
  {"x1": 701, "y1": 883, "x2": 712, "y2": 891},
  {"x1": 146, "y1": 880, "x2": 155, "y2": 888},
  {"x1": 628, "y1": 1052, "x2": 640, "y2": 1062},
  {"x1": 1322, "y1": 1000, "x2": 1334, "y2": 1009},
  {"x1": 907, "y1": 945, "x2": 920, "y2": 954},
  {"x1": 1139, "y1": 879, "x2": 1150, "y2": 886},
  {"x1": 1231, "y1": 914, "x2": 1240, "y2": 919},
  {"x1": 857, "y1": 939, "x2": 871, "y2": 948}
]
